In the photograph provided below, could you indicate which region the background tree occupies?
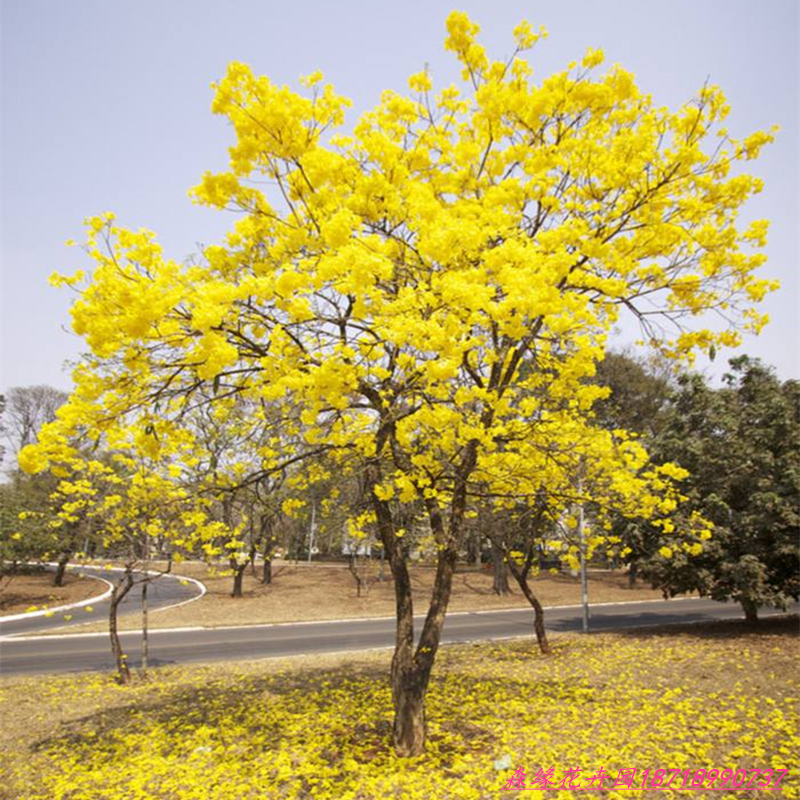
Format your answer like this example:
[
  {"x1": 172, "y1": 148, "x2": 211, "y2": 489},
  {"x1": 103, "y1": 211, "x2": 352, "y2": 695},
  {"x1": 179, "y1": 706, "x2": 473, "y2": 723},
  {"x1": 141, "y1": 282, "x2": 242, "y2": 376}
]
[
  {"x1": 642, "y1": 357, "x2": 800, "y2": 621},
  {"x1": 0, "y1": 477, "x2": 60, "y2": 575},
  {"x1": 242, "y1": 472, "x2": 285, "y2": 585},
  {"x1": 484, "y1": 417, "x2": 706, "y2": 655},
  {"x1": 474, "y1": 493, "x2": 512, "y2": 595},
  {"x1": 1, "y1": 386, "x2": 67, "y2": 467},
  {"x1": 96, "y1": 453, "x2": 213, "y2": 681},
  {"x1": 0, "y1": 393, "x2": 6, "y2": 466},
  {"x1": 0, "y1": 386, "x2": 70, "y2": 578},
  {"x1": 593, "y1": 350, "x2": 673, "y2": 440},
  {"x1": 592, "y1": 351, "x2": 675, "y2": 584}
]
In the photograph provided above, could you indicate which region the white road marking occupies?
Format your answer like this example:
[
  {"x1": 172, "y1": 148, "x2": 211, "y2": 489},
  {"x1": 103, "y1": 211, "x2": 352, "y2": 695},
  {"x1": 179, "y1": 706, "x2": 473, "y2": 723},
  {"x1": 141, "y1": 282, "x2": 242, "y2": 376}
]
[
  {"x1": 0, "y1": 565, "x2": 206, "y2": 629},
  {"x1": 0, "y1": 575, "x2": 114, "y2": 622}
]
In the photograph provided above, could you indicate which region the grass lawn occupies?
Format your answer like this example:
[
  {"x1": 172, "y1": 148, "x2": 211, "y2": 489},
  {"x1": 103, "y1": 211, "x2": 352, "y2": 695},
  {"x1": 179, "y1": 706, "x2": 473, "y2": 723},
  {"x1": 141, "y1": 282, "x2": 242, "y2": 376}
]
[
  {"x1": 0, "y1": 571, "x2": 106, "y2": 616},
  {"x1": 42, "y1": 561, "x2": 673, "y2": 633},
  {"x1": 1, "y1": 617, "x2": 796, "y2": 799}
]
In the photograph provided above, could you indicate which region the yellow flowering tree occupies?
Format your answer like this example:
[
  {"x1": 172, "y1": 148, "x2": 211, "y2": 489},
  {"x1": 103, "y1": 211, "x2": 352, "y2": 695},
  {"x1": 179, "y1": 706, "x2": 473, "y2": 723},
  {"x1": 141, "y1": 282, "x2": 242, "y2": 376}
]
[
  {"x1": 20, "y1": 424, "x2": 228, "y2": 683},
  {"x1": 22, "y1": 11, "x2": 776, "y2": 753},
  {"x1": 482, "y1": 417, "x2": 711, "y2": 655},
  {"x1": 96, "y1": 449, "x2": 206, "y2": 683}
]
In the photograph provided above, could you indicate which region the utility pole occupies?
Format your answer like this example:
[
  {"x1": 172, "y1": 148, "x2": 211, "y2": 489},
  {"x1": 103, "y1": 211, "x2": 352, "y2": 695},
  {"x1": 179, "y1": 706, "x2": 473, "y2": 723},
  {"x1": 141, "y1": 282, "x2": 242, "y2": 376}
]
[
  {"x1": 577, "y1": 473, "x2": 589, "y2": 633},
  {"x1": 307, "y1": 496, "x2": 316, "y2": 565},
  {"x1": 141, "y1": 525, "x2": 149, "y2": 674}
]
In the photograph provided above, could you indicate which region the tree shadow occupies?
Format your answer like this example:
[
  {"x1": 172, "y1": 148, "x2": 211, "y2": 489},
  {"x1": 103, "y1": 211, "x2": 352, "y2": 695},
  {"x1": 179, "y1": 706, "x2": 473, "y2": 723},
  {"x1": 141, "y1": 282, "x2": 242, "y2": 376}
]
[
  {"x1": 29, "y1": 659, "x2": 592, "y2": 772},
  {"x1": 606, "y1": 613, "x2": 799, "y2": 642},
  {"x1": 456, "y1": 572, "x2": 513, "y2": 596}
]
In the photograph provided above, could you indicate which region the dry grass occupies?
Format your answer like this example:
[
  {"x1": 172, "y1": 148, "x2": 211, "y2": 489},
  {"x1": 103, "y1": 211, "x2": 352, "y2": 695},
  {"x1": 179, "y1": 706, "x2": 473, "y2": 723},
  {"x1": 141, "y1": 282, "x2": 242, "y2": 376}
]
[
  {"x1": 0, "y1": 571, "x2": 105, "y2": 616},
  {"x1": 0, "y1": 617, "x2": 796, "y2": 800},
  {"x1": 46, "y1": 561, "x2": 671, "y2": 633}
]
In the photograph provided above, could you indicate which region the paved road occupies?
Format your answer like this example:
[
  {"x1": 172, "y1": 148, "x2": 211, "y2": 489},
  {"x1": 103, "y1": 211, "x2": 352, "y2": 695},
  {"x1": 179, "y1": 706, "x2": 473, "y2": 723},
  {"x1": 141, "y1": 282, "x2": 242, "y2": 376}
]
[
  {"x1": 1, "y1": 597, "x2": 795, "y2": 677},
  {"x1": 0, "y1": 566, "x2": 204, "y2": 637}
]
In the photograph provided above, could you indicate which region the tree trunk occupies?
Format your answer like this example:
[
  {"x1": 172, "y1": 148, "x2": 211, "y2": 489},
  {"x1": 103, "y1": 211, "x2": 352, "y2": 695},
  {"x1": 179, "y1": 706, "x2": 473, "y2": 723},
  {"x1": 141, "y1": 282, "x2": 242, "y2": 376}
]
[
  {"x1": 262, "y1": 557, "x2": 272, "y2": 585},
  {"x1": 388, "y1": 475, "x2": 464, "y2": 754},
  {"x1": 230, "y1": 559, "x2": 246, "y2": 598},
  {"x1": 509, "y1": 561, "x2": 551, "y2": 654},
  {"x1": 393, "y1": 441, "x2": 475, "y2": 755},
  {"x1": 390, "y1": 529, "x2": 459, "y2": 755},
  {"x1": 742, "y1": 598, "x2": 759, "y2": 623},
  {"x1": 347, "y1": 555, "x2": 364, "y2": 597},
  {"x1": 249, "y1": 542, "x2": 258, "y2": 577},
  {"x1": 465, "y1": 525, "x2": 479, "y2": 568},
  {"x1": 109, "y1": 567, "x2": 135, "y2": 684},
  {"x1": 491, "y1": 540, "x2": 511, "y2": 595},
  {"x1": 53, "y1": 551, "x2": 71, "y2": 587},
  {"x1": 368, "y1": 460, "x2": 419, "y2": 755},
  {"x1": 628, "y1": 560, "x2": 638, "y2": 587},
  {"x1": 391, "y1": 669, "x2": 426, "y2": 756}
]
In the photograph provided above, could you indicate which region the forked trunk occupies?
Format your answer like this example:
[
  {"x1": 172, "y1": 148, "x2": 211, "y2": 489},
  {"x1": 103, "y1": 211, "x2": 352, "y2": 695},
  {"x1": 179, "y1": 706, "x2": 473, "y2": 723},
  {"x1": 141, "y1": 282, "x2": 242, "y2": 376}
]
[
  {"x1": 368, "y1": 460, "x2": 420, "y2": 755},
  {"x1": 367, "y1": 426, "x2": 476, "y2": 756},
  {"x1": 387, "y1": 515, "x2": 460, "y2": 755}
]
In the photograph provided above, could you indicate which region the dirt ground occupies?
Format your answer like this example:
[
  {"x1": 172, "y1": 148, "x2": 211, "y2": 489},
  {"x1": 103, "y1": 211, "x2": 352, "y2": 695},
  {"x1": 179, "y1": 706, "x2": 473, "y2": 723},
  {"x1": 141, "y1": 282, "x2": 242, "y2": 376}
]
[
  {"x1": 0, "y1": 571, "x2": 106, "y2": 615},
  {"x1": 42, "y1": 560, "x2": 675, "y2": 632}
]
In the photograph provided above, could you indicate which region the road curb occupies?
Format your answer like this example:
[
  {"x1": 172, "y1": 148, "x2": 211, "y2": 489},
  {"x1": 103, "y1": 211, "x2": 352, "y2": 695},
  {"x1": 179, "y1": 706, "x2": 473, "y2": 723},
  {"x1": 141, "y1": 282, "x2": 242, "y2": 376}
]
[{"x1": 0, "y1": 564, "x2": 206, "y2": 625}]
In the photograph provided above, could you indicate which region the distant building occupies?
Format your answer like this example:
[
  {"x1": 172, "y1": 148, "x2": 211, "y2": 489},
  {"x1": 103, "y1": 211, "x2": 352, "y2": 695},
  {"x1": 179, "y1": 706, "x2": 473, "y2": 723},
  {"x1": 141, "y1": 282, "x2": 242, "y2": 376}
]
[{"x1": 341, "y1": 538, "x2": 372, "y2": 557}]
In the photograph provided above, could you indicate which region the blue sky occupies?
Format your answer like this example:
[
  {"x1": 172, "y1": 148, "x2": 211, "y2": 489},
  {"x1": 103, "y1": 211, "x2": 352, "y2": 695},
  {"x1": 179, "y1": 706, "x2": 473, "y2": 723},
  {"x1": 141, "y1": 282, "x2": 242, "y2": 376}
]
[{"x1": 2, "y1": 0, "x2": 798, "y2": 393}]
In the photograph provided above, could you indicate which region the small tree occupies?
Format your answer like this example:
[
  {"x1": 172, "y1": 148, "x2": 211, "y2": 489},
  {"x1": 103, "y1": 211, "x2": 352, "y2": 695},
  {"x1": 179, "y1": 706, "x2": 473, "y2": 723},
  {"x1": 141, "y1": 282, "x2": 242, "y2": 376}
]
[
  {"x1": 1, "y1": 386, "x2": 71, "y2": 579},
  {"x1": 486, "y1": 421, "x2": 707, "y2": 654},
  {"x1": 20, "y1": 428, "x2": 221, "y2": 683}
]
